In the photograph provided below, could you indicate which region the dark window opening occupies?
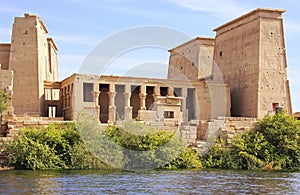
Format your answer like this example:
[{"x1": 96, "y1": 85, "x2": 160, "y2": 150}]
[
  {"x1": 160, "y1": 87, "x2": 168, "y2": 96},
  {"x1": 83, "y1": 83, "x2": 94, "y2": 102},
  {"x1": 164, "y1": 111, "x2": 174, "y2": 119},
  {"x1": 130, "y1": 85, "x2": 141, "y2": 119},
  {"x1": 219, "y1": 51, "x2": 223, "y2": 56},
  {"x1": 115, "y1": 85, "x2": 125, "y2": 120},
  {"x1": 187, "y1": 88, "x2": 196, "y2": 120},
  {"x1": 272, "y1": 103, "x2": 280, "y2": 112},
  {"x1": 100, "y1": 84, "x2": 109, "y2": 93},
  {"x1": 146, "y1": 86, "x2": 155, "y2": 110},
  {"x1": 115, "y1": 85, "x2": 125, "y2": 93},
  {"x1": 99, "y1": 84, "x2": 110, "y2": 123},
  {"x1": 174, "y1": 88, "x2": 182, "y2": 97}
]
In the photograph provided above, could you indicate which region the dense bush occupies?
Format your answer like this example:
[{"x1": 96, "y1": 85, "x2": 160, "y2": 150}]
[
  {"x1": 201, "y1": 111, "x2": 300, "y2": 171},
  {"x1": 6, "y1": 115, "x2": 202, "y2": 170},
  {"x1": 103, "y1": 121, "x2": 202, "y2": 170},
  {"x1": 257, "y1": 110, "x2": 300, "y2": 170},
  {"x1": 5, "y1": 123, "x2": 110, "y2": 170}
]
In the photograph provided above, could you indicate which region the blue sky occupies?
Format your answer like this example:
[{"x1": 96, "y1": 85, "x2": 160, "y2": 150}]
[{"x1": 0, "y1": 0, "x2": 299, "y2": 111}]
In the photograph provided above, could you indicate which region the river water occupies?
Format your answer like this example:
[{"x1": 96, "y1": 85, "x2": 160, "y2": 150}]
[{"x1": 0, "y1": 169, "x2": 299, "y2": 194}]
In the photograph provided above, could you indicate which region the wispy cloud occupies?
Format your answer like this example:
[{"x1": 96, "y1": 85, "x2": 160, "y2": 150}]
[
  {"x1": 167, "y1": 0, "x2": 251, "y2": 19},
  {"x1": 62, "y1": 0, "x2": 175, "y2": 20}
]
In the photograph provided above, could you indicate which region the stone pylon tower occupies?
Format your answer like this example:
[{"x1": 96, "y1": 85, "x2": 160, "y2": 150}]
[
  {"x1": 213, "y1": 8, "x2": 292, "y2": 118},
  {"x1": 9, "y1": 13, "x2": 58, "y2": 116},
  {"x1": 168, "y1": 37, "x2": 215, "y2": 81}
]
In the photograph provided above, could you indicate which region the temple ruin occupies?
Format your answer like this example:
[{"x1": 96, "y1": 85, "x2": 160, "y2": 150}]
[{"x1": 0, "y1": 8, "x2": 293, "y2": 146}]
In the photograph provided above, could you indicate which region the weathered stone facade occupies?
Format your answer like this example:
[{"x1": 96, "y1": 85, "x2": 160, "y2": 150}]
[
  {"x1": 213, "y1": 8, "x2": 292, "y2": 118},
  {"x1": 60, "y1": 74, "x2": 230, "y2": 130},
  {"x1": 168, "y1": 37, "x2": 215, "y2": 80},
  {"x1": 0, "y1": 8, "x2": 294, "y2": 148},
  {"x1": 219, "y1": 117, "x2": 257, "y2": 143},
  {"x1": 3, "y1": 13, "x2": 59, "y2": 116}
]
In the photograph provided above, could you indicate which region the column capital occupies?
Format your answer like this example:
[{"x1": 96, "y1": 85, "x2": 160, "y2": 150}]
[
  {"x1": 139, "y1": 93, "x2": 147, "y2": 98},
  {"x1": 108, "y1": 92, "x2": 116, "y2": 98},
  {"x1": 93, "y1": 91, "x2": 100, "y2": 97},
  {"x1": 123, "y1": 92, "x2": 131, "y2": 96}
]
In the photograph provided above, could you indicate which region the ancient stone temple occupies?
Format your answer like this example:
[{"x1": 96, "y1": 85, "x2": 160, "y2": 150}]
[
  {"x1": 0, "y1": 13, "x2": 60, "y2": 117},
  {"x1": 213, "y1": 8, "x2": 292, "y2": 118},
  {"x1": 0, "y1": 8, "x2": 293, "y2": 142}
]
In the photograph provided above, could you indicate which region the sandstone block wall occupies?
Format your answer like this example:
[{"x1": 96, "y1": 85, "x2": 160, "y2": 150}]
[
  {"x1": 168, "y1": 37, "x2": 215, "y2": 81},
  {"x1": 219, "y1": 117, "x2": 257, "y2": 143},
  {"x1": 0, "y1": 44, "x2": 11, "y2": 70},
  {"x1": 9, "y1": 14, "x2": 59, "y2": 116},
  {"x1": 213, "y1": 8, "x2": 291, "y2": 118}
]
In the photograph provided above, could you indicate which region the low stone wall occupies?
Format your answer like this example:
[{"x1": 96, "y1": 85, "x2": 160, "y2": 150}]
[
  {"x1": 219, "y1": 117, "x2": 257, "y2": 143},
  {"x1": 179, "y1": 123, "x2": 198, "y2": 145},
  {"x1": 0, "y1": 115, "x2": 66, "y2": 167},
  {"x1": 179, "y1": 117, "x2": 258, "y2": 146},
  {"x1": 1, "y1": 115, "x2": 64, "y2": 137}
]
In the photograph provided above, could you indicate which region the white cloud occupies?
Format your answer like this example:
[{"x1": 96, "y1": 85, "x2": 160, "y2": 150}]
[{"x1": 167, "y1": 0, "x2": 251, "y2": 19}]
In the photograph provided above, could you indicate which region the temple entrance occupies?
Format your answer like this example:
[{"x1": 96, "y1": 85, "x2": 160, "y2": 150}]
[
  {"x1": 130, "y1": 86, "x2": 140, "y2": 119},
  {"x1": 187, "y1": 88, "x2": 195, "y2": 121},
  {"x1": 115, "y1": 85, "x2": 125, "y2": 120},
  {"x1": 99, "y1": 84, "x2": 109, "y2": 123},
  {"x1": 146, "y1": 86, "x2": 154, "y2": 110},
  {"x1": 48, "y1": 105, "x2": 56, "y2": 118}
]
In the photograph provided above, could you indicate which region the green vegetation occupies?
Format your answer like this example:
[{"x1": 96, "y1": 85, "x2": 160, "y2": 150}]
[
  {"x1": 201, "y1": 110, "x2": 300, "y2": 171},
  {"x1": 0, "y1": 90, "x2": 8, "y2": 115},
  {"x1": 5, "y1": 116, "x2": 202, "y2": 170},
  {"x1": 6, "y1": 110, "x2": 299, "y2": 171},
  {"x1": 5, "y1": 123, "x2": 110, "y2": 170},
  {"x1": 103, "y1": 121, "x2": 202, "y2": 170}
]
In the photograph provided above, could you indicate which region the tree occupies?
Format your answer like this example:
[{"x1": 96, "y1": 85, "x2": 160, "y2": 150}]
[
  {"x1": 201, "y1": 110, "x2": 300, "y2": 171},
  {"x1": 257, "y1": 110, "x2": 300, "y2": 170}
]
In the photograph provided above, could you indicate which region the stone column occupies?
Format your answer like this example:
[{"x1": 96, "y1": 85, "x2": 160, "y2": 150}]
[
  {"x1": 124, "y1": 92, "x2": 132, "y2": 120},
  {"x1": 139, "y1": 84, "x2": 147, "y2": 110},
  {"x1": 167, "y1": 87, "x2": 173, "y2": 96},
  {"x1": 139, "y1": 93, "x2": 147, "y2": 110},
  {"x1": 108, "y1": 92, "x2": 116, "y2": 124},
  {"x1": 94, "y1": 91, "x2": 100, "y2": 119}
]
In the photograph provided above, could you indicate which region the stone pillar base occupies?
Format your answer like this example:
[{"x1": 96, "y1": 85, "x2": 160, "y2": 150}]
[
  {"x1": 108, "y1": 106, "x2": 116, "y2": 124},
  {"x1": 124, "y1": 106, "x2": 132, "y2": 121}
]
